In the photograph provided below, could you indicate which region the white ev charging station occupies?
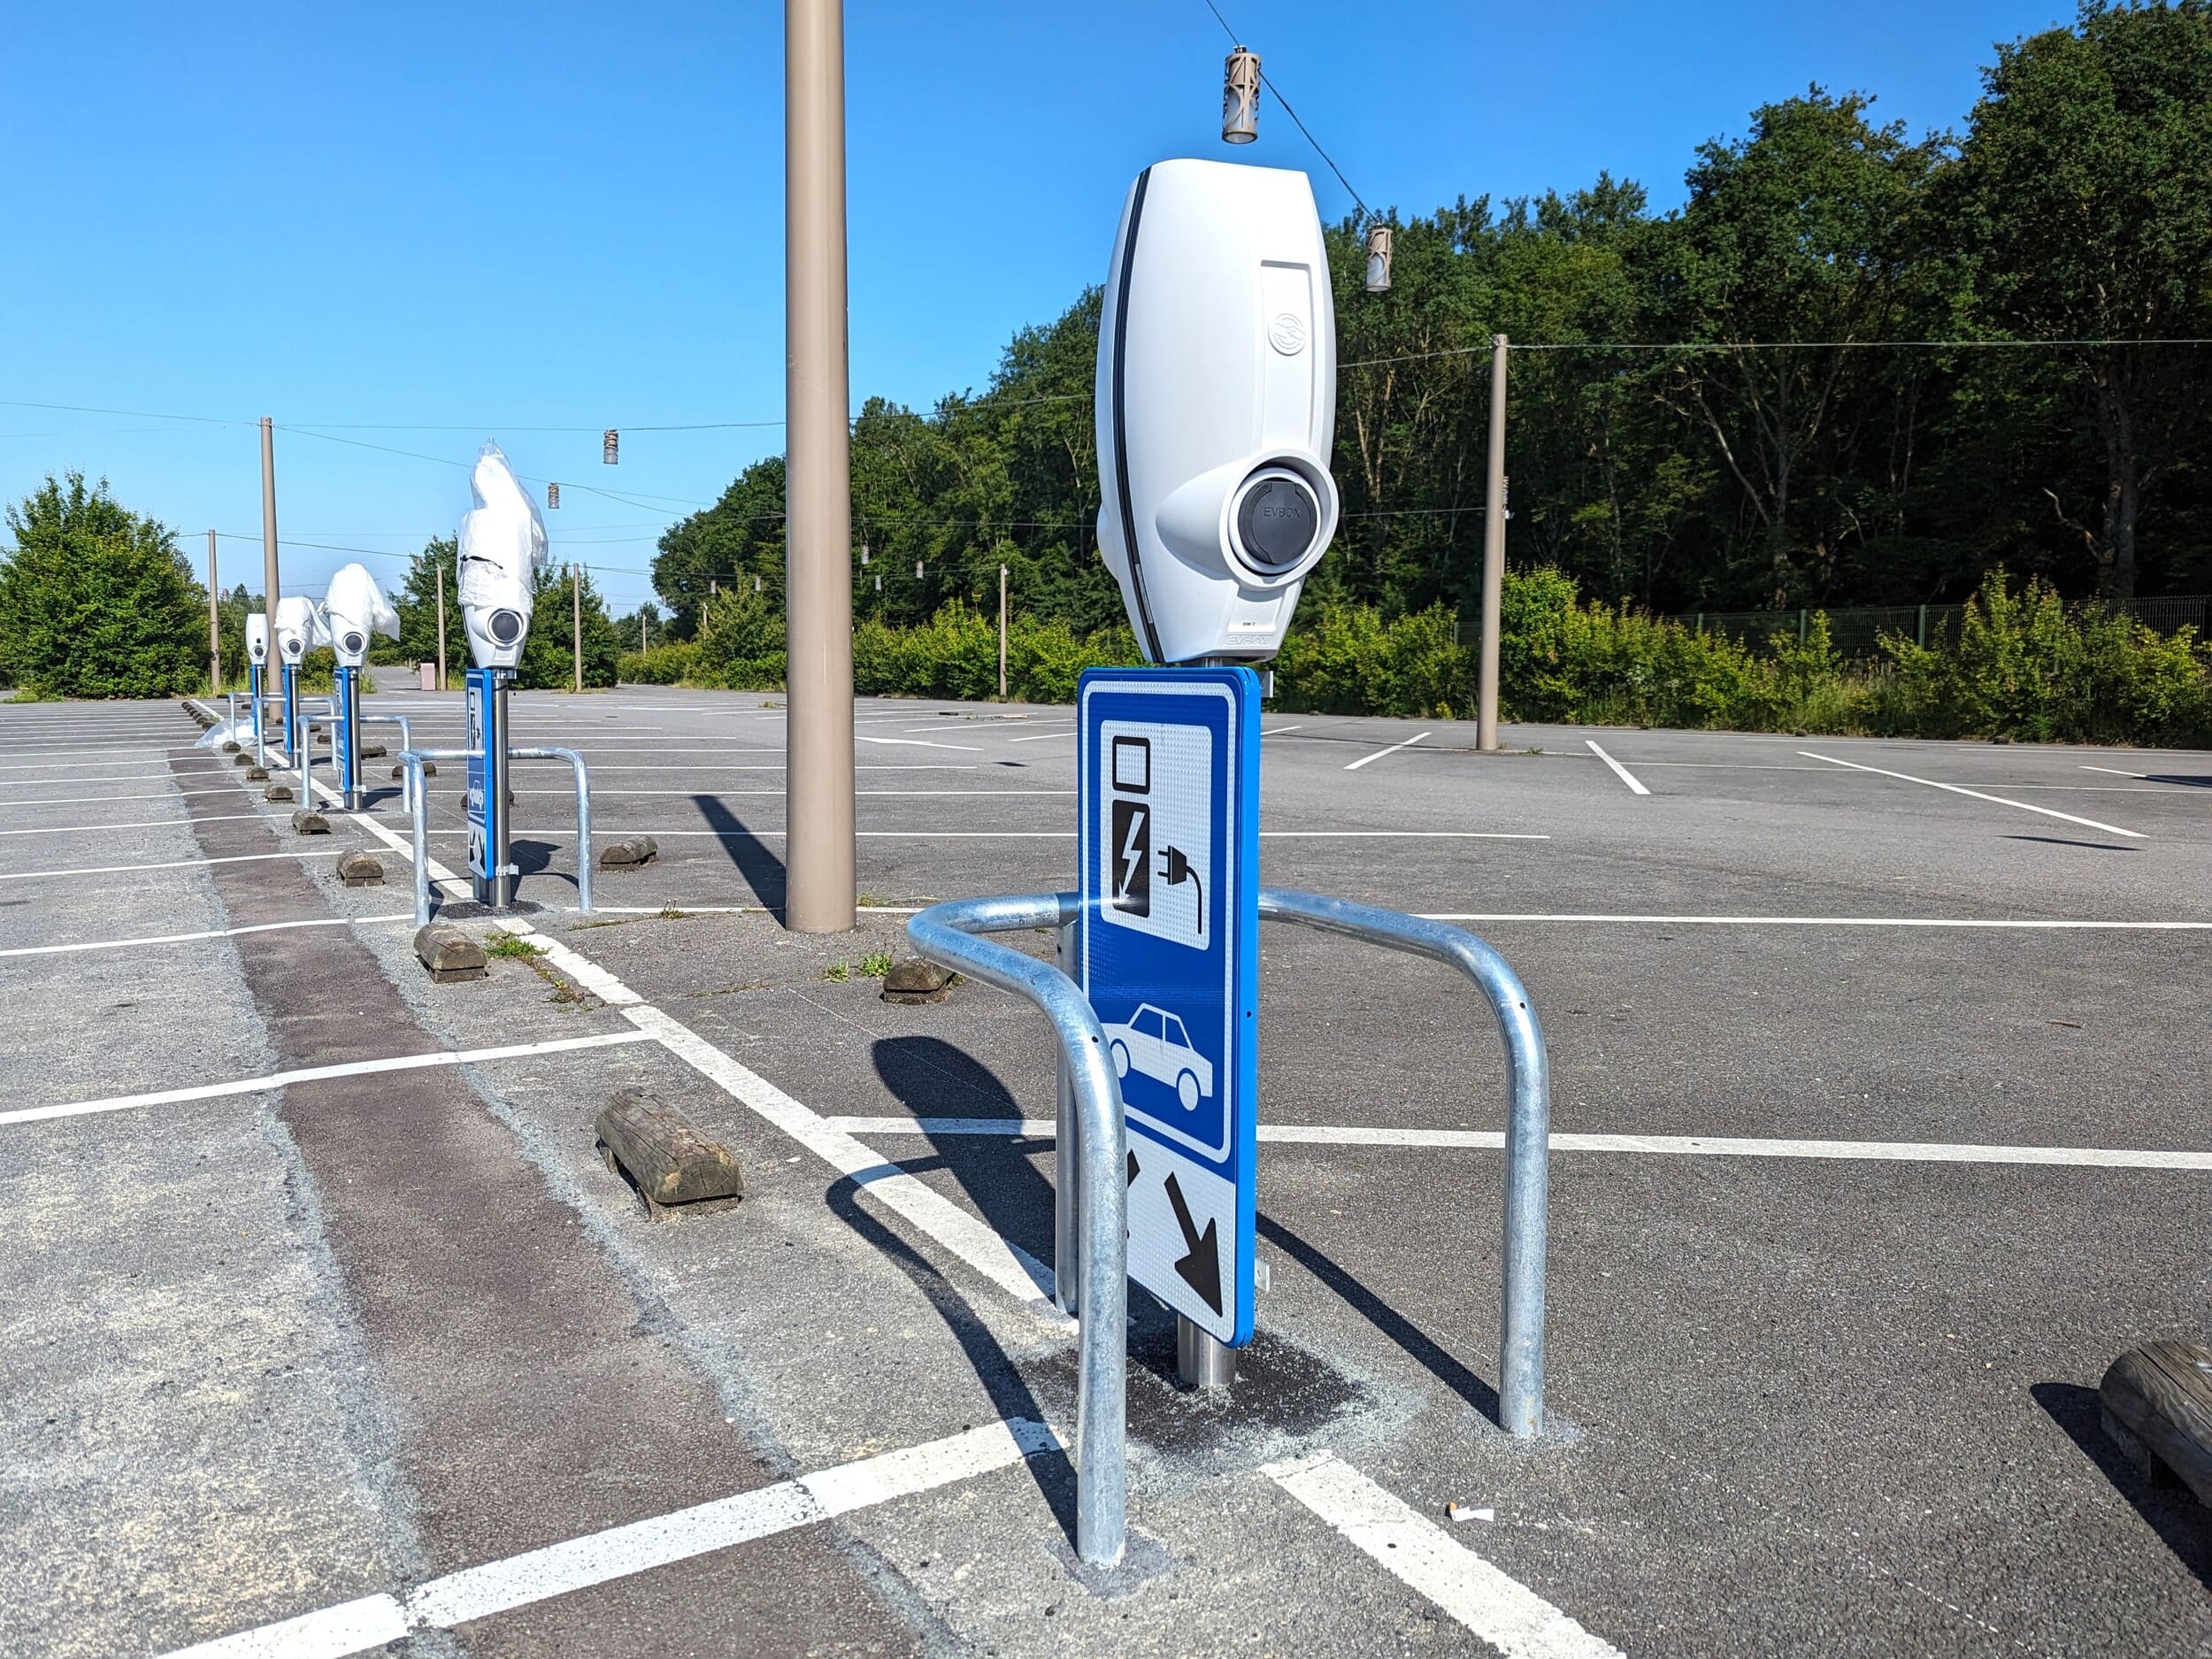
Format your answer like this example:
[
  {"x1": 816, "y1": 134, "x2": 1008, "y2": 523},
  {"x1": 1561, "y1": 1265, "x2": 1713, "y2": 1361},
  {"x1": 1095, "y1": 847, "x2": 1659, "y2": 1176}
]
[
  {"x1": 457, "y1": 442, "x2": 549, "y2": 907},
  {"x1": 272, "y1": 595, "x2": 326, "y2": 757},
  {"x1": 244, "y1": 612, "x2": 270, "y2": 748},
  {"x1": 321, "y1": 563, "x2": 400, "y2": 810},
  {"x1": 1095, "y1": 158, "x2": 1339, "y2": 667},
  {"x1": 906, "y1": 159, "x2": 1554, "y2": 1571}
]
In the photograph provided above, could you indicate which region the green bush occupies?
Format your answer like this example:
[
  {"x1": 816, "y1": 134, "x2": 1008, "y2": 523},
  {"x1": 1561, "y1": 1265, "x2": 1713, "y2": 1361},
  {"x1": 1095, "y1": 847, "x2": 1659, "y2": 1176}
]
[
  {"x1": 1870, "y1": 571, "x2": 2212, "y2": 745},
  {"x1": 692, "y1": 588, "x2": 788, "y2": 690},
  {"x1": 0, "y1": 474, "x2": 204, "y2": 698},
  {"x1": 617, "y1": 641, "x2": 700, "y2": 685}
]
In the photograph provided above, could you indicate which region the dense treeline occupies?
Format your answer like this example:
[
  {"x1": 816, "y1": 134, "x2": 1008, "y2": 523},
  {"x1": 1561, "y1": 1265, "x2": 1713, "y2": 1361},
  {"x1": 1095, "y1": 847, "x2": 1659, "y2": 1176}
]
[{"x1": 654, "y1": 3, "x2": 2212, "y2": 638}]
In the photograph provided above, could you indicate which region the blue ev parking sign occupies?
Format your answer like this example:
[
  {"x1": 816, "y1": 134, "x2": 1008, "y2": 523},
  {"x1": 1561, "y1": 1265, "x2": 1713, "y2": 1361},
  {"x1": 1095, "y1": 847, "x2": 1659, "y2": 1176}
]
[{"x1": 1078, "y1": 666, "x2": 1260, "y2": 1344}]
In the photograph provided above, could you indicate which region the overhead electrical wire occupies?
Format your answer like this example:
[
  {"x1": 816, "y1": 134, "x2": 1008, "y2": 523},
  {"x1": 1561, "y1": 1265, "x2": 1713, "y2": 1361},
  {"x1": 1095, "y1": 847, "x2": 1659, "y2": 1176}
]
[{"x1": 1199, "y1": 0, "x2": 1374, "y2": 223}]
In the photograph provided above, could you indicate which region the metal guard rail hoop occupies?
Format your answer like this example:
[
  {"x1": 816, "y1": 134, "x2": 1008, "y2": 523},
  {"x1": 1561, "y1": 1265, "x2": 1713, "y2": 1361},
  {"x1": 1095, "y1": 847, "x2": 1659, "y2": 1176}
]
[
  {"x1": 1255, "y1": 887, "x2": 1549, "y2": 1440},
  {"x1": 904, "y1": 895, "x2": 1130, "y2": 1571},
  {"x1": 396, "y1": 745, "x2": 594, "y2": 926}
]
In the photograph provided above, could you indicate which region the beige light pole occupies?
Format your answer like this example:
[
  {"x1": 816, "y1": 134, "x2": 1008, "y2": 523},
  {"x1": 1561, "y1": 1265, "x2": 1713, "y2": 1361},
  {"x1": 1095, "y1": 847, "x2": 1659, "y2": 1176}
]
[
  {"x1": 434, "y1": 563, "x2": 449, "y2": 691},
  {"x1": 572, "y1": 565, "x2": 584, "y2": 692},
  {"x1": 783, "y1": 0, "x2": 856, "y2": 933},
  {"x1": 259, "y1": 419, "x2": 280, "y2": 644},
  {"x1": 998, "y1": 562, "x2": 1009, "y2": 700},
  {"x1": 206, "y1": 530, "x2": 221, "y2": 694},
  {"x1": 1476, "y1": 334, "x2": 1509, "y2": 751}
]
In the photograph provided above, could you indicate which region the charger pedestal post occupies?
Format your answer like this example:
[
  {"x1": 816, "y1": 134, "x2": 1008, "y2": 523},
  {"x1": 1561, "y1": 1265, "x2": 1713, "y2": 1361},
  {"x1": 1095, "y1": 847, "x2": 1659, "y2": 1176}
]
[
  {"x1": 334, "y1": 664, "x2": 364, "y2": 811},
  {"x1": 280, "y1": 662, "x2": 301, "y2": 758},
  {"x1": 465, "y1": 666, "x2": 513, "y2": 909}
]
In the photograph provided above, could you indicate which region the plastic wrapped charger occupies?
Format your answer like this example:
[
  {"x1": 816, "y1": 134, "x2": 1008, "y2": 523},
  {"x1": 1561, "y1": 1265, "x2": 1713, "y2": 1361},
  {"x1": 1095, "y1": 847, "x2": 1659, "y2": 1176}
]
[
  {"x1": 321, "y1": 562, "x2": 401, "y2": 668},
  {"x1": 457, "y1": 441, "x2": 549, "y2": 669},
  {"x1": 273, "y1": 595, "x2": 328, "y2": 664}
]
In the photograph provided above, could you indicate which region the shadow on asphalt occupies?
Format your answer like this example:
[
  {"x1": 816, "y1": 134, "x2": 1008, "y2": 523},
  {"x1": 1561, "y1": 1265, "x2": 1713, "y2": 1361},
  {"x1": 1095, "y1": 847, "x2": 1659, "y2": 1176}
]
[
  {"x1": 869, "y1": 1036, "x2": 1057, "y2": 1270},
  {"x1": 693, "y1": 793, "x2": 788, "y2": 918},
  {"x1": 824, "y1": 1179, "x2": 1075, "y2": 1544},
  {"x1": 2032, "y1": 1380, "x2": 2212, "y2": 1592},
  {"x1": 2003, "y1": 836, "x2": 2140, "y2": 853},
  {"x1": 1257, "y1": 1212, "x2": 1504, "y2": 1426}
]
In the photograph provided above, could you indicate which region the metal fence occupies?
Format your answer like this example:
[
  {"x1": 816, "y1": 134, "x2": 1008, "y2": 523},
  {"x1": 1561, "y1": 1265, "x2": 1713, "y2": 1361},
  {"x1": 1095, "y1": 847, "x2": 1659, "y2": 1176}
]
[{"x1": 1672, "y1": 594, "x2": 2212, "y2": 660}]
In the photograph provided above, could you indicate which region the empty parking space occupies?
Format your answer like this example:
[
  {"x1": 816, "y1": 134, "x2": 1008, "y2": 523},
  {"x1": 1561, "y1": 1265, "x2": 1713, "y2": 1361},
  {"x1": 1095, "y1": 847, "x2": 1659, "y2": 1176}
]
[{"x1": 3, "y1": 685, "x2": 2207, "y2": 1657}]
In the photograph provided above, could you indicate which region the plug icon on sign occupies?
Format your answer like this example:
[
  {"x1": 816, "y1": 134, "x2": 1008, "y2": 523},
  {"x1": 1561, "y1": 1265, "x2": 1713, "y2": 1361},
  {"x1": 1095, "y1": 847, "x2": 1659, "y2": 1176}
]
[{"x1": 1160, "y1": 844, "x2": 1202, "y2": 935}]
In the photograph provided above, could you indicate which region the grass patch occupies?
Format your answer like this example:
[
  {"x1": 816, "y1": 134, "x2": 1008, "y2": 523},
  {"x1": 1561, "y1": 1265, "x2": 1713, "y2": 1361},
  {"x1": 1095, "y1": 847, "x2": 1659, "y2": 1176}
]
[
  {"x1": 859, "y1": 950, "x2": 895, "y2": 979},
  {"x1": 484, "y1": 931, "x2": 542, "y2": 960},
  {"x1": 822, "y1": 962, "x2": 851, "y2": 983}
]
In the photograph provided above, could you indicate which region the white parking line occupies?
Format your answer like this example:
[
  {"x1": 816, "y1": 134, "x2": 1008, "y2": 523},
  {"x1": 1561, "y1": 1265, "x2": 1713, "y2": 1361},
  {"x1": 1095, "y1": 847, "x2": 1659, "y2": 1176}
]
[
  {"x1": 857, "y1": 735, "x2": 984, "y2": 752},
  {"x1": 1006, "y1": 730, "x2": 1076, "y2": 742},
  {"x1": 1262, "y1": 724, "x2": 1306, "y2": 736},
  {"x1": 0, "y1": 911, "x2": 413, "y2": 960},
  {"x1": 823, "y1": 1116, "x2": 2212, "y2": 1171},
  {"x1": 1344, "y1": 731, "x2": 1432, "y2": 771},
  {"x1": 1801, "y1": 750, "x2": 2145, "y2": 839},
  {"x1": 0, "y1": 1030, "x2": 655, "y2": 1128},
  {"x1": 1584, "y1": 740, "x2": 1650, "y2": 795},
  {"x1": 0, "y1": 812, "x2": 267, "y2": 837},
  {"x1": 1264, "y1": 1452, "x2": 1622, "y2": 1658},
  {"x1": 157, "y1": 1418, "x2": 1063, "y2": 1659},
  {"x1": 0, "y1": 849, "x2": 343, "y2": 882},
  {"x1": 0, "y1": 787, "x2": 245, "y2": 807},
  {"x1": 1414, "y1": 910, "x2": 2212, "y2": 930}
]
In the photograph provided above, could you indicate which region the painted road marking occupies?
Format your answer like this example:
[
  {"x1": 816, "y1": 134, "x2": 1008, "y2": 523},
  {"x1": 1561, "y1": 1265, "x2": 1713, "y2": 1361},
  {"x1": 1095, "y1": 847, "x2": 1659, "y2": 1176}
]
[
  {"x1": 0, "y1": 1030, "x2": 655, "y2": 1129},
  {"x1": 1344, "y1": 730, "x2": 1432, "y2": 772},
  {"x1": 157, "y1": 1419, "x2": 1063, "y2": 1659},
  {"x1": 0, "y1": 812, "x2": 268, "y2": 837},
  {"x1": 1584, "y1": 740, "x2": 1650, "y2": 795},
  {"x1": 1414, "y1": 910, "x2": 2212, "y2": 930},
  {"x1": 0, "y1": 786, "x2": 249, "y2": 804},
  {"x1": 0, "y1": 911, "x2": 414, "y2": 961},
  {"x1": 822, "y1": 1116, "x2": 2212, "y2": 1171},
  {"x1": 1264, "y1": 1451, "x2": 1622, "y2": 1659},
  {"x1": 407, "y1": 828, "x2": 1547, "y2": 842},
  {"x1": 1262, "y1": 724, "x2": 1306, "y2": 736},
  {"x1": 857, "y1": 734, "x2": 983, "y2": 752},
  {"x1": 0, "y1": 849, "x2": 344, "y2": 882},
  {"x1": 620, "y1": 1004, "x2": 1066, "y2": 1314},
  {"x1": 1801, "y1": 750, "x2": 2145, "y2": 840},
  {"x1": 1006, "y1": 729, "x2": 1077, "y2": 742}
]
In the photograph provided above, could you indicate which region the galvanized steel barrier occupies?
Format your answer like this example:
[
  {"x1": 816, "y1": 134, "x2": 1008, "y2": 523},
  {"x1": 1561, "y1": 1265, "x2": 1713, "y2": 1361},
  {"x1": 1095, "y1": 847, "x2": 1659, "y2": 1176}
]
[
  {"x1": 907, "y1": 885, "x2": 1553, "y2": 1564},
  {"x1": 905, "y1": 894, "x2": 1131, "y2": 1570}
]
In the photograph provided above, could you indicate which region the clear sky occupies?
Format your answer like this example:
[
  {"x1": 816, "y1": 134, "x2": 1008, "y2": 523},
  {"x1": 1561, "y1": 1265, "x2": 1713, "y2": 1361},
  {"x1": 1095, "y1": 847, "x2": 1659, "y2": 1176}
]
[{"x1": 0, "y1": 0, "x2": 2073, "y2": 618}]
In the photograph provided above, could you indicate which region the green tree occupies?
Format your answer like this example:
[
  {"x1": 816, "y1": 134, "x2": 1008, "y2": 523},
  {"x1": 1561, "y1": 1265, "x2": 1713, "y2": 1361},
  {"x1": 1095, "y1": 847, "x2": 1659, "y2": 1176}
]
[
  {"x1": 0, "y1": 474, "x2": 204, "y2": 697},
  {"x1": 394, "y1": 537, "x2": 466, "y2": 681},
  {"x1": 516, "y1": 562, "x2": 620, "y2": 689},
  {"x1": 1940, "y1": 0, "x2": 2212, "y2": 597}
]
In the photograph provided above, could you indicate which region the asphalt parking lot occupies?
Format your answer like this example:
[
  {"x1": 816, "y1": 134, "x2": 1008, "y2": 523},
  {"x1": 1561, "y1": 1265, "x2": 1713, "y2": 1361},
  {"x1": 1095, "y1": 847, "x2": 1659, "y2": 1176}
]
[{"x1": 2, "y1": 677, "x2": 2208, "y2": 1658}]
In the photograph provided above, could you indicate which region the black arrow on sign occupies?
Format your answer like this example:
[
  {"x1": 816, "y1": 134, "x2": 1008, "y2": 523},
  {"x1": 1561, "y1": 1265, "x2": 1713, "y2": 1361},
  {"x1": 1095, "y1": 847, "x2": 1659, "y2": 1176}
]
[{"x1": 1162, "y1": 1172, "x2": 1224, "y2": 1316}]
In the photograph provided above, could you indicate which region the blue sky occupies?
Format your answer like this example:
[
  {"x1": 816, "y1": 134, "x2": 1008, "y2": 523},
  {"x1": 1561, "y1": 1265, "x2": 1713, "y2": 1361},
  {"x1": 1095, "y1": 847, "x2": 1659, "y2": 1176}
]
[{"x1": 0, "y1": 0, "x2": 2072, "y2": 617}]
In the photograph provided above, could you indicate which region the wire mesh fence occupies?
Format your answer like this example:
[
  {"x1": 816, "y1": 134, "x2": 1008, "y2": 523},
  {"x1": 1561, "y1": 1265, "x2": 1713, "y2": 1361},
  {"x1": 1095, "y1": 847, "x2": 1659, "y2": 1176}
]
[{"x1": 1671, "y1": 595, "x2": 2212, "y2": 659}]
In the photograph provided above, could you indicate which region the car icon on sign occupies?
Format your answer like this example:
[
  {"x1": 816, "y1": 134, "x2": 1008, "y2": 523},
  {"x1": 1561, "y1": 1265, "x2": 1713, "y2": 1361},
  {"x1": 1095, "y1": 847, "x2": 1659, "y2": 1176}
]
[{"x1": 1102, "y1": 1003, "x2": 1214, "y2": 1112}]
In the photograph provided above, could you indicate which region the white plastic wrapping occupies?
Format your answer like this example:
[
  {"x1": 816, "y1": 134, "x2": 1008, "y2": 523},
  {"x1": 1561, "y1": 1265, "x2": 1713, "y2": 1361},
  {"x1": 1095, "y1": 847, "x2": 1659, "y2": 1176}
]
[
  {"x1": 321, "y1": 562, "x2": 401, "y2": 668},
  {"x1": 457, "y1": 441, "x2": 548, "y2": 669},
  {"x1": 195, "y1": 716, "x2": 257, "y2": 749},
  {"x1": 273, "y1": 594, "x2": 327, "y2": 664}
]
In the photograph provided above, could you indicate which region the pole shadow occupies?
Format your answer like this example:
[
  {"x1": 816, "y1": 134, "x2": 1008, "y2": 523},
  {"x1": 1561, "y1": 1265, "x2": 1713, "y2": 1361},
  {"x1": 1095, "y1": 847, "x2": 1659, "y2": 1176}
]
[
  {"x1": 822, "y1": 1179, "x2": 1075, "y2": 1543},
  {"x1": 1256, "y1": 1212, "x2": 1502, "y2": 1424},
  {"x1": 868, "y1": 1036, "x2": 1058, "y2": 1271},
  {"x1": 2002, "y1": 836, "x2": 2139, "y2": 853},
  {"x1": 2030, "y1": 1381, "x2": 2212, "y2": 1591},
  {"x1": 692, "y1": 794, "x2": 789, "y2": 918}
]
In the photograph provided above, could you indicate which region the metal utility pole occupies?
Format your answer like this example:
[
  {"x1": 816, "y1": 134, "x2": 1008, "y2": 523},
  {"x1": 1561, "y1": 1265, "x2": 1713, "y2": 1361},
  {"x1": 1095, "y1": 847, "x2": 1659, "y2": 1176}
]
[
  {"x1": 259, "y1": 418, "x2": 280, "y2": 649},
  {"x1": 434, "y1": 563, "x2": 449, "y2": 692},
  {"x1": 572, "y1": 565, "x2": 583, "y2": 693},
  {"x1": 998, "y1": 563, "x2": 1009, "y2": 700},
  {"x1": 783, "y1": 0, "x2": 856, "y2": 933},
  {"x1": 1476, "y1": 334, "x2": 1508, "y2": 751},
  {"x1": 205, "y1": 530, "x2": 221, "y2": 694}
]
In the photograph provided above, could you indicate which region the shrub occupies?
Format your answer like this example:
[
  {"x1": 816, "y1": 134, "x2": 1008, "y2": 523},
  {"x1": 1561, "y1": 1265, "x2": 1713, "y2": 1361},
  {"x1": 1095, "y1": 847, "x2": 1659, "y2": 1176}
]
[
  {"x1": 618, "y1": 641, "x2": 700, "y2": 685},
  {"x1": 0, "y1": 474, "x2": 204, "y2": 698}
]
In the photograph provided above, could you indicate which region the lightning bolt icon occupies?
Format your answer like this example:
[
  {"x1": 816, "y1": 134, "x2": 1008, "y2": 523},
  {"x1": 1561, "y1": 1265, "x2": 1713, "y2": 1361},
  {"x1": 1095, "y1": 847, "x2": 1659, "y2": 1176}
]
[{"x1": 1119, "y1": 807, "x2": 1146, "y2": 897}]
